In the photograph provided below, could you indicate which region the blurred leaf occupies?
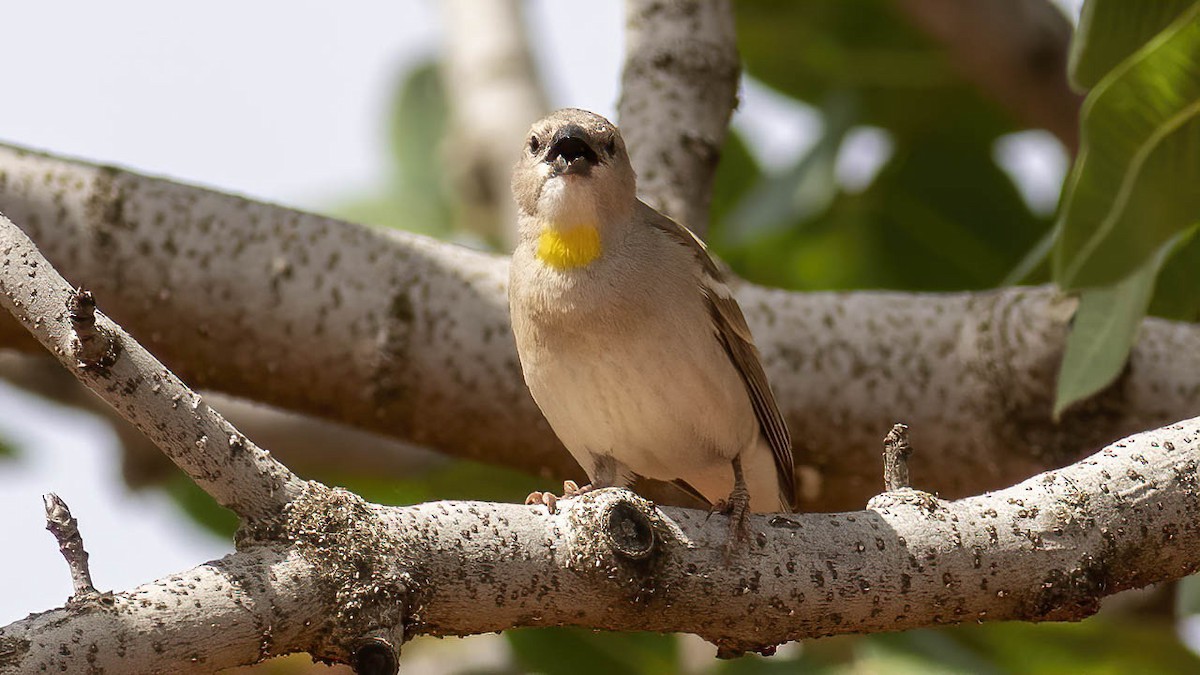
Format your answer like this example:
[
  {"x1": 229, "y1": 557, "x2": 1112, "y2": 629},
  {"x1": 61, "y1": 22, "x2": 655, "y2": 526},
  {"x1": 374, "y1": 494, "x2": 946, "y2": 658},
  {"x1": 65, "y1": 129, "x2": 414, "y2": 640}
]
[
  {"x1": 1002, "y1": 224, "x2": 1058, "y2": 286},
  {"x1": 709, "y1": 131, "x2": 763, "y2": 231},
  {"x1": 1176, "y1": 573, "x2": 1200, "y2": 617},
  {"x1": 718, "y1": 121, "x2": 1048, "y2": 293},
  {"x1": 1053, "y1": 3, "x2": 1200, "y2": 289},
  {"x1": 735, "y1": 0, "x2": 1014, "y2": 139},
  {"x1": 1069, "y1": 0, "x2": 1199, "y2": 91},
  {"x1": 334, "y1": 60, "x2": 452, "y2": 238},
  {"x1": 1149, "y1": 225, "x2": 1200, "y2": 321},
  {"x1": 164, "y1": 472, "x2": 239, "y2": 539},
  {"x1": 328, "y1": 458, "x2": 546, "y2": 507},
  {"x1": 862, "y1": 631, "x2": 1003, "y2": 675},
  {"x1": 719, "y1": 95, "x2": 855, "y2": 249},
  {"x1": 1054, "y1": 241, "x2": 1172, "y2": 418},
  {"x1": 0, "y1": 433, "x2": 16, "y2": 460},
  {"x1": 945, "y1": 618, "x2": 1200, "y2": 674},
  {"x1": 507, "y1": 629, "x2": 677, "y2": 675}
]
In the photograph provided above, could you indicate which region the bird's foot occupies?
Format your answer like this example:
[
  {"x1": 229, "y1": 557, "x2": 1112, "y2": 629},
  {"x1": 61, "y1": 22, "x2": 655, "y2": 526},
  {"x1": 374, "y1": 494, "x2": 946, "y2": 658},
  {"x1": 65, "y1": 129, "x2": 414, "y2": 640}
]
[
  {"x1": 525, "y1": 480, "x2": 594, "y2": 514},
  {"x1": 562, "y1": 480, "x2": 594, "y2": 498},
  {"x1": 524, "y1": 490, "x2": 558, "y2": 513}
]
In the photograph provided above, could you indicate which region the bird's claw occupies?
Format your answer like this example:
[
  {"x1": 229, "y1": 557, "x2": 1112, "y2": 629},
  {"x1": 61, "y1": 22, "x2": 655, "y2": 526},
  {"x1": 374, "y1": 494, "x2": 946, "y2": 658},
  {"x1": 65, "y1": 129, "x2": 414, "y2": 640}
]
[
  {"x1": 525, "y1": 480, "x2": 594, "y2": 514},
  {"x1": 524, "y1": 491, "x2": 558, "y2": 513}
]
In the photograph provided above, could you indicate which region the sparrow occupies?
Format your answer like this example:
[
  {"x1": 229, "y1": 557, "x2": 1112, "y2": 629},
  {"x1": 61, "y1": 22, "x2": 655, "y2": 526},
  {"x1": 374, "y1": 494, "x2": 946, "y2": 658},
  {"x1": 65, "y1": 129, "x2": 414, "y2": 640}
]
[{"x1": 507, "y1": 108, "x2": 795, "y2": 539}]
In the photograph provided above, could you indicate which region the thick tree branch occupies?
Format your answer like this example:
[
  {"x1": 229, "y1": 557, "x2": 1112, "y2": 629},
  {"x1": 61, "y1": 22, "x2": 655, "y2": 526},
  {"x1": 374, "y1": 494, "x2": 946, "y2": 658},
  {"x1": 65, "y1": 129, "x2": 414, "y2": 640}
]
[
  {"x1": 2, "y1": 144, "x2": 1199, "y2": 511},
  {"x1": 891, "y1": 0, "x2": 1083, "y2": 151},
  {"x1": 4, "y1": 202, "x2": 1200, "y2": 669},
  {"x1": 440, "y1": 0, "x2": 548, "y2": 248},
  {"x1": 618, "y1": 0, "x2": 739, "y2": 234},
  {"x1": 0, "y1": 212, "x2": 305, "y2": 523},
  {"x1": 6, "y1": 416, "x2": 1200, "y2": 671}
]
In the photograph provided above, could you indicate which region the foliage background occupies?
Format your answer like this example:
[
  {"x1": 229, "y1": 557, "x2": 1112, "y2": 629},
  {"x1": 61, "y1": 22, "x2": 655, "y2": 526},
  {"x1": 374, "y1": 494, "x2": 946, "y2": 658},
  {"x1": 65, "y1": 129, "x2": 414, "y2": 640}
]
[{"x1": 3, "y1": 0, "x2": 1199, "y2": 672}]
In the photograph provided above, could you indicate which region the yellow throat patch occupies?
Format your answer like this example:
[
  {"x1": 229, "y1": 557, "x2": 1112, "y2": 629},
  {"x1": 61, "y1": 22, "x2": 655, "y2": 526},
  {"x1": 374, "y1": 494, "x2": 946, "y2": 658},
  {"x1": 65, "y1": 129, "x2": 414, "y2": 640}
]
[{"x1": 536, "y1": 225, "x2": 601, "y2": 270}]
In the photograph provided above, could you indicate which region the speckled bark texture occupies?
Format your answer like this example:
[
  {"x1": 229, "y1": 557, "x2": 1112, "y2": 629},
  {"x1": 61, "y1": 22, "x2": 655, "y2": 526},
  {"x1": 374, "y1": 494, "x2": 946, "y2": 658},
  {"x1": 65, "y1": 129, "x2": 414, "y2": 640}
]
[
  {"x1": 2, "y1": 143, "x2": 1199, "y2": 511},
  {"x1": 6, "y1": 419, "x2": 1200, "y2": 671},
  {"x1": 0, "y1": 212, "x2": 305, "y2": 522},
  {"x1": 618, "y1": 0, "x2": 739, "y2": 236}
]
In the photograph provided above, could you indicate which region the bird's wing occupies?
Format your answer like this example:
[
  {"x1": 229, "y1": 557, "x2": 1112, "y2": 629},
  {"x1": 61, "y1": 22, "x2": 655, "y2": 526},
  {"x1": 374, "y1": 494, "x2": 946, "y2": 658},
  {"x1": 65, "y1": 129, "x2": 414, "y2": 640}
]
[{"x1": 644, "y1": 204, "x2": 797, "y2": 509}]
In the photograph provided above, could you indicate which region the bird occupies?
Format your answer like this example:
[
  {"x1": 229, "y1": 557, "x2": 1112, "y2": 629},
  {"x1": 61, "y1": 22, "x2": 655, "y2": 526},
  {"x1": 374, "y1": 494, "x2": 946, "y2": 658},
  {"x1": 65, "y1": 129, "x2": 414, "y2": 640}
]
[{"x1": 507, "y1": 108, "x2": 795, "y2": 539}]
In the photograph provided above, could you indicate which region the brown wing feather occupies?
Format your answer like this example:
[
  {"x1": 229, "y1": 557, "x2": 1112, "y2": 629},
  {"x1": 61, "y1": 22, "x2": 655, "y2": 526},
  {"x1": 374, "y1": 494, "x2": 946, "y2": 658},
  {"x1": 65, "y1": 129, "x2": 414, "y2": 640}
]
[{"x1": 643, "y1": 204, "x2": 797, "y2": 509}]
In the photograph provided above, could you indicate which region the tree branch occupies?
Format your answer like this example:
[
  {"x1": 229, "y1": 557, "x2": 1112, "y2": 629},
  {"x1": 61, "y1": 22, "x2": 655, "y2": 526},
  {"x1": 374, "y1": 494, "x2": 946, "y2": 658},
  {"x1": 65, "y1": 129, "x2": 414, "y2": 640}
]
[
  {"x1": 618, "y1": 0, "x2": 739, "y2": 234},
  {"x1": 0, "y1": 352, "x2": 441, "y2": 489},
  {"x1": 0, "y1": 211, "x2": 305, "y2": 524},
  {"x1": 6, "y1": 416, "x2": 1200, "y2": 670},
  {"x1": 891, "y1": 0, "x2": 1083, "y2": 151},
  {"x1": 2, "y1": 144, "x2": 1199, "y2": 511},
  {"x1": 4, "y1": 206, "x2": 1200, "y2": 669}
]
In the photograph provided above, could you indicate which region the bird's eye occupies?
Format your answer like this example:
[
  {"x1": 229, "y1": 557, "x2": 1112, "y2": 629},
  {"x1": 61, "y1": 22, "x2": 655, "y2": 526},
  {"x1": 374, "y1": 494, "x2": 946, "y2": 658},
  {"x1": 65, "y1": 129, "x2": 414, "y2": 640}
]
[
  {"x1": 529, "y1": 136, "x2": 540, "y2": 154},
  {"x1": 604, "y1": 138, "x2": 616, "y2": 155}
]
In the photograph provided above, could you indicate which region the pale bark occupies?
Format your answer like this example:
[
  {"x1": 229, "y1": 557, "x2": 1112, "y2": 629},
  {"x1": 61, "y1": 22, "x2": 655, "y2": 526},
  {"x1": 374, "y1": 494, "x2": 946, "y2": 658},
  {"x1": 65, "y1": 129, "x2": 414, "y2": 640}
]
[
  {"x1": 4, "y1": 205, "x2": 1200, "y2": 671},
  {"x1": 0, "y1": 353, "x2": 441, "y2": 488},
  {"x1": 2, "y1": 143, "x2": 1198, "y2": 511},
  {"x1": 6, "y1": 417, "x2": 1200, "y2": 671},
  {"x1": 892, "y1": 0, "x2": 1083, "y2": 151},
  {"x1": 618, "y1": 0, "x2": 740, "y2": 235},
  {"x1": 0, "y1": 212, "x2": 305, "y2": 522},
  {"x1": 440, "y1": 0, "x2": 548, "y2": 249}
]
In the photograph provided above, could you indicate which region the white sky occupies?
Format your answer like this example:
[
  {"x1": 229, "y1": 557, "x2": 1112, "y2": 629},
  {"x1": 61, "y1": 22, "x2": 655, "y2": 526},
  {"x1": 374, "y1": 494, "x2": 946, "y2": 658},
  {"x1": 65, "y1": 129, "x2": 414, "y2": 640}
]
[{"x1": 0, "y1": 1, "x2": 1069, "y2": 624}]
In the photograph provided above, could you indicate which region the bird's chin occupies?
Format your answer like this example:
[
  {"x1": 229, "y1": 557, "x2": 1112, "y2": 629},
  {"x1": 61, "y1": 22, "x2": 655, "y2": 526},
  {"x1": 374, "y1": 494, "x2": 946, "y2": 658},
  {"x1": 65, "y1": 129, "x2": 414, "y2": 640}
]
[{"x1": 539, "y1": 177, "x2": 598, "y2": 225}]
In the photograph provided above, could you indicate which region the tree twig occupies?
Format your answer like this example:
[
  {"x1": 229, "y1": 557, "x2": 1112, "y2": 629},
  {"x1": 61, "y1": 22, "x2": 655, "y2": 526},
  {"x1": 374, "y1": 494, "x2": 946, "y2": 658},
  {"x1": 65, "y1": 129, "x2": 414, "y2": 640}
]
[
  {"x1": 882, "y1": 423, "x2": 913, "y2": 491},
  {"x1": 42, "y1": 493, "x2": 98, "y2": 600},
  {"x1": 0, "y1": 212, "x2": 306, "y2": 524}
]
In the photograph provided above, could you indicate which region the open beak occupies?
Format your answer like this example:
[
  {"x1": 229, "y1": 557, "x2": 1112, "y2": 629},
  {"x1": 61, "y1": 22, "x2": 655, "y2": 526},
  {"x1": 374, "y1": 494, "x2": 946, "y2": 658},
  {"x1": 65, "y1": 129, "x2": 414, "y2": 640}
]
[{"x1": 545, "y1": 124, "x2": 600, "y2": 176}]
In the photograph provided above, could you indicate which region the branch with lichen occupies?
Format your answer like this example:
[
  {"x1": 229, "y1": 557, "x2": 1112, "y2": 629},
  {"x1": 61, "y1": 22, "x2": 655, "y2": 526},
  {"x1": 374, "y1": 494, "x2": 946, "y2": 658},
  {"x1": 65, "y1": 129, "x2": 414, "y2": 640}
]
[{"x1": 4, "y1": 208, "x2": 1200, "y2": 672}]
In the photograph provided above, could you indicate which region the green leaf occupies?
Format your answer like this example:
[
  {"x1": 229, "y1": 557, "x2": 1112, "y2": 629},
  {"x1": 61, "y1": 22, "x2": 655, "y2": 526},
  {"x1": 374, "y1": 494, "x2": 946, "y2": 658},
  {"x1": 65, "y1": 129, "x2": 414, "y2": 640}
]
[
  {"x1": 163, "y1": 471, "x2": 240, "y2": 539},
  {"x1": 0, "y1": 433, "x2": 16, "y2": 460},
  {"x1": 328, "y1": 458, "x2": 546, "y2": 507},
  {"x1": 1149, "y1": 224, "x2": 1200, "y2": 321},
  {"x1": 332, "y1": 60, "x2": 453, "y2": 238},
  {"x1": 1175, "y1": 572, "x2": 1200, "y2": 617},
  {"x1": 718, "y1": 94, "x2": 855, "y2": 249},
  {"x1": 1069, "y1": 0, "x2": 1199, "y2": 91},
  {"x1": 709, "y1": 130, "x2": 763, "y2": 230},
  {"x1": 735, "y1": 0, "x2": 1015, "y2": 139},
  {"x1": 945, "y1": 618, "x2": 1200, "y2": 675},
  {"x1": 507, "y1": 629, "x2": 678, "y2": 675},
  {"x1": 1054, "y1": 3, "x2": 1200, "y2": 289},
  {"x1": 1053, "y1": 241, "x2": 1172, "y2": 418}
]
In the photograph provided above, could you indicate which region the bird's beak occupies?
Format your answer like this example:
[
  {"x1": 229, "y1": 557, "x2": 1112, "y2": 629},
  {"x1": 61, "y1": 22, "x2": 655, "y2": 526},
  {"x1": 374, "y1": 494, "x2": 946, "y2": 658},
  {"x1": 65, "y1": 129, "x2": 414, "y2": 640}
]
[{"x1": 545, "y1": 124, "x2": 599, "y2": 177}]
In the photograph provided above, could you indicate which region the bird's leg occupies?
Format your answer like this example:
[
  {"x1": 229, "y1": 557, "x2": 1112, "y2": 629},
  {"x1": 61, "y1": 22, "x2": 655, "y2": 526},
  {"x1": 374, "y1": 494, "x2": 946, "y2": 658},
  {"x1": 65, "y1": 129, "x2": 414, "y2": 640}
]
[{"x1": 721, "y1": 456, "x2": 753, "y2": 556}]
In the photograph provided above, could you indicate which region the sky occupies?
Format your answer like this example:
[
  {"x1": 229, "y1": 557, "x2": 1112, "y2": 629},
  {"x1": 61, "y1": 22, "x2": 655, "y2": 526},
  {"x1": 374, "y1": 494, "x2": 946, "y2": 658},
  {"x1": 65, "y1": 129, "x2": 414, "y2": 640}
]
[{"x1": 0, "y1": 1, "x2": 1073, "y2": 625}]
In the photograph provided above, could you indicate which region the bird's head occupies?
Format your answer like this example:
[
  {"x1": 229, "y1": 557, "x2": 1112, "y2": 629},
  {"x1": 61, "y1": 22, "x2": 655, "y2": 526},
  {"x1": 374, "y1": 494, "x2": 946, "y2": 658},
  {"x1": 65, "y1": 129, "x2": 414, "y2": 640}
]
[{"x1": 512, "y1": 109, "x2": 636, "y2": 230}]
